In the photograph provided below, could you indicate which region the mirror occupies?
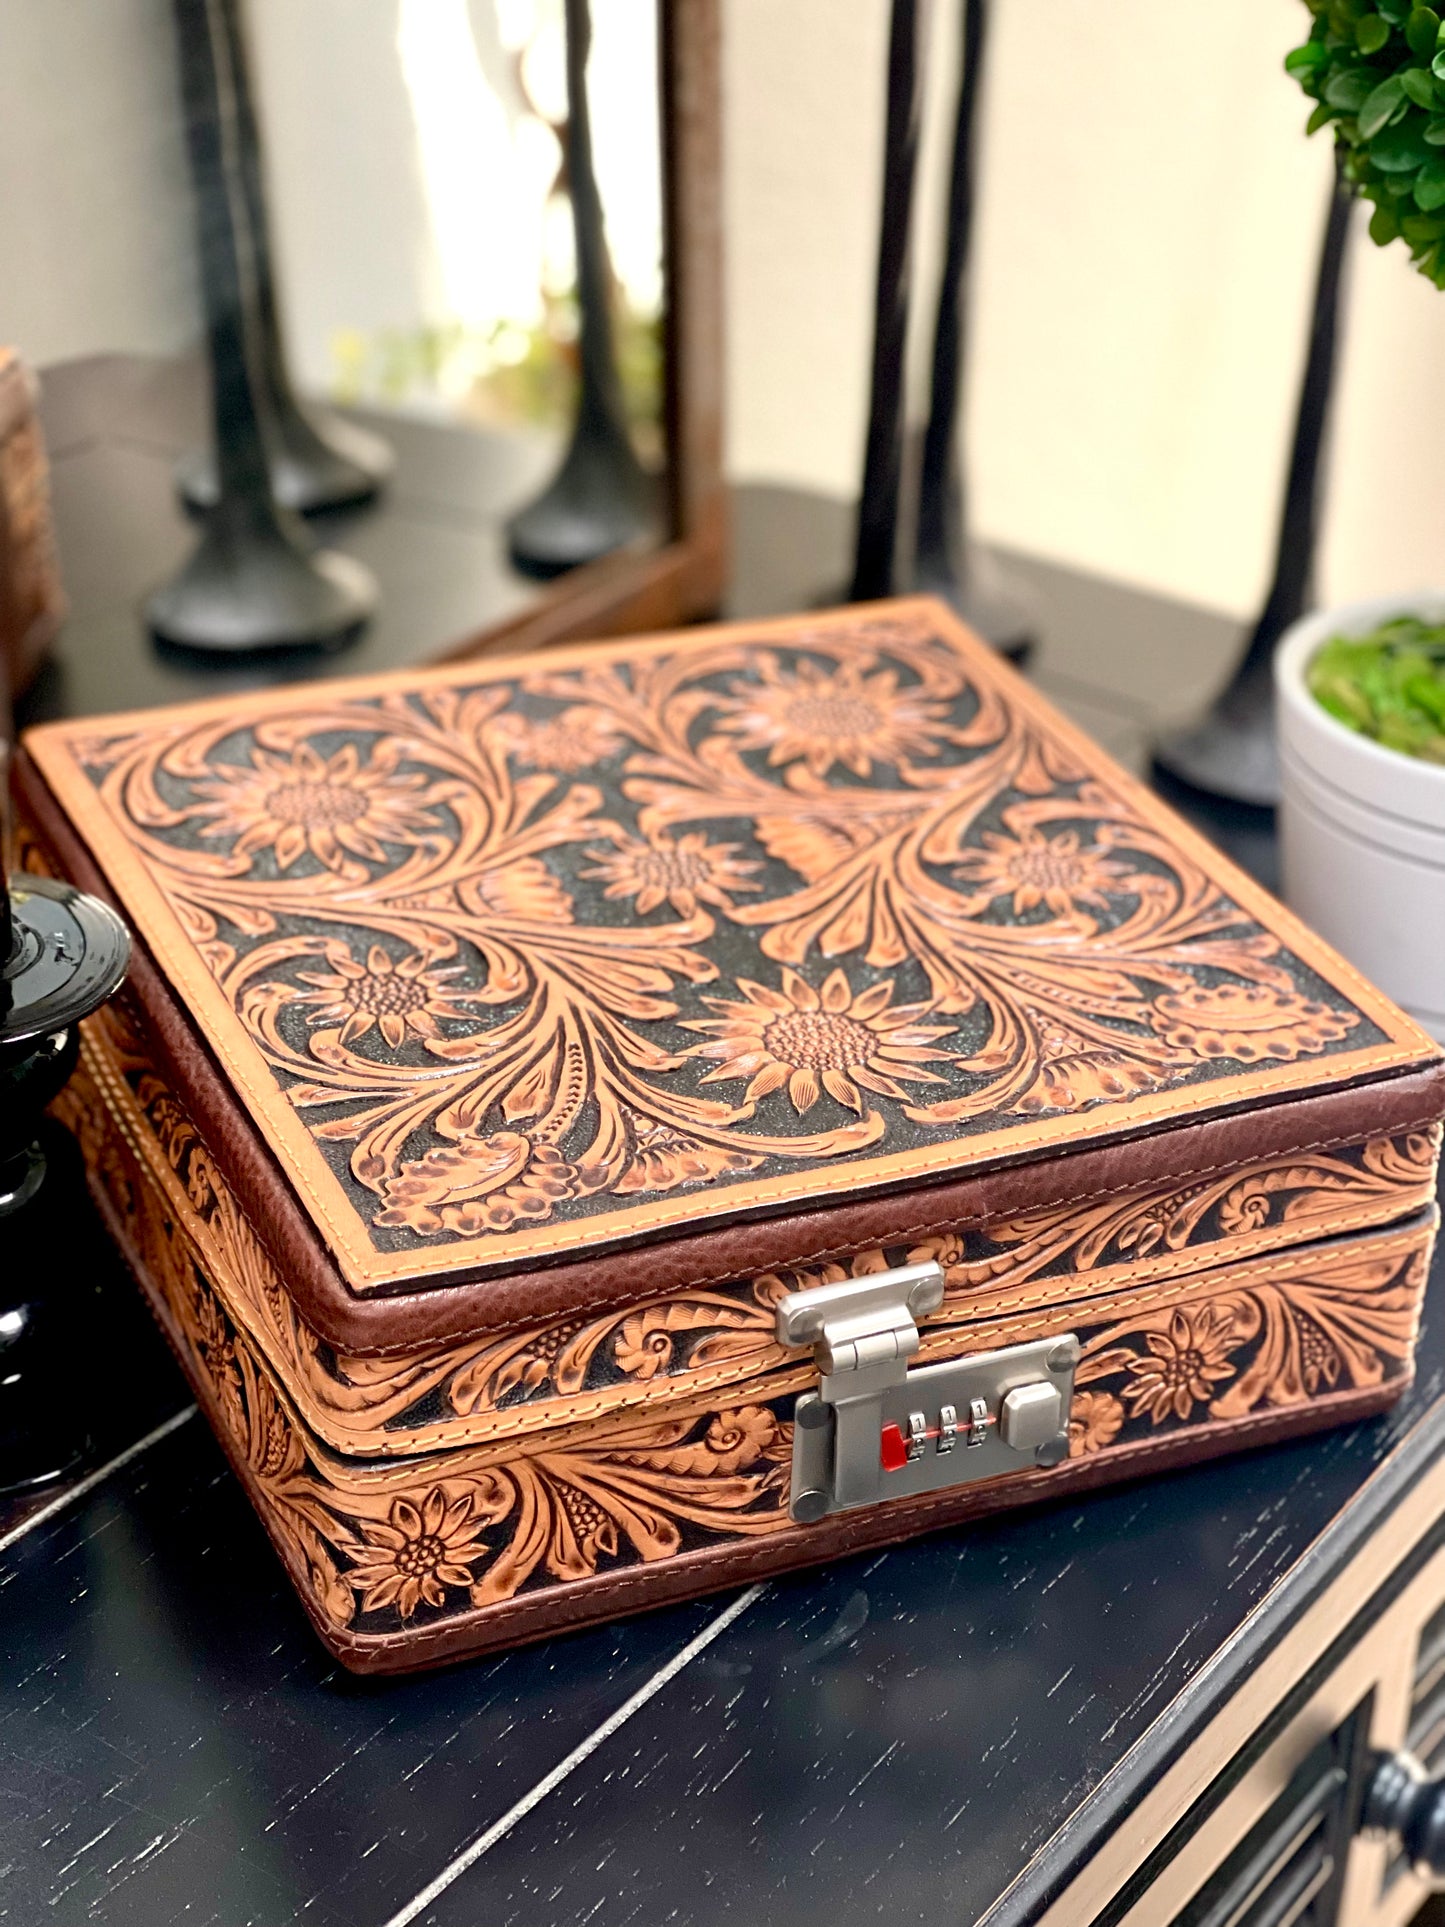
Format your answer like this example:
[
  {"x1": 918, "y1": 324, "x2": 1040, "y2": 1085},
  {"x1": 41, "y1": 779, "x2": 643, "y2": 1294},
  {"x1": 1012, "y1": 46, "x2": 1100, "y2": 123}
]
[
  {"x1": 8, "y1": 0, "x2": 722, "y2": 725},
  {"x1": 254, "y1": 1, "x2": 664, "y2": 481}
]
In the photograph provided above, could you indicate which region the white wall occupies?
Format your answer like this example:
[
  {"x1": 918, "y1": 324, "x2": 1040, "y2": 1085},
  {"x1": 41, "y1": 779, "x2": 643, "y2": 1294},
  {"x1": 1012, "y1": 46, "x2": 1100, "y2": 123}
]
[
  {"x1": 0, "y1": 0, "x2": 198, "y2": 364},
  {"x1": 723, "y1": 0, "x2": 1445, "y2": 620},
  {"x1": 3, "y1": 0, "x2": 1444, "y2": 624}
]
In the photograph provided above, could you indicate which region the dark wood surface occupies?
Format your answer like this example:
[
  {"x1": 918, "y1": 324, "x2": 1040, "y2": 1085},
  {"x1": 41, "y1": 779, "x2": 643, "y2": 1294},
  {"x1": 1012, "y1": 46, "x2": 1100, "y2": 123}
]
[
  {"x1": 6, "y1": 361, "x2": 1437, "y2": 1926},
  {"x1": 16, "y1": 354, "x2": 560, "y2": 725}
]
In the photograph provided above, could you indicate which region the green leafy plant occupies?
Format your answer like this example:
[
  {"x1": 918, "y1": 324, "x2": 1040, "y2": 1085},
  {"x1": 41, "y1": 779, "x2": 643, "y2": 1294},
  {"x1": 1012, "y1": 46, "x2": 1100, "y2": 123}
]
[
  {"x1": 1308, "y1": 616, "x2": 1445, "y2": 758},
  {"x1": 1288, "y1": 0, "x2": 1445, "y2": 286},
  {"x1": 329, "y1": 298, "x2": 662, "y2": 461}
]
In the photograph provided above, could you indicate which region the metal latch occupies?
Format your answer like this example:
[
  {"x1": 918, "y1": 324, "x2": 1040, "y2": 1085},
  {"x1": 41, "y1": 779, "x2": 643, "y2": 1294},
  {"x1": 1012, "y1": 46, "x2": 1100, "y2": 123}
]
[{"x1": 776, "y1": 1260, "x2": 1078, "y2": 1523}]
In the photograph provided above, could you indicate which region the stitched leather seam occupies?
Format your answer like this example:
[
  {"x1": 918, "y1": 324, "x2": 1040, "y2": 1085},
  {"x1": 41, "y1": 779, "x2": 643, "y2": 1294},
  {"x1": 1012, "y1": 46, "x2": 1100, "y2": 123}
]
[
  {"x1": 92, "y1": 857, "x2": 1435, "y2": 1289},
  {"x1": 303, "y1": 1215, "x2": 1436, "y2": 1484},
  {"x1": 306, "y1": 1187, "x2": 1435, "y2": 1455},
  {"x1": 382, "y1": 1113, "x2": 1445, "y2": 1342},
  {"x1": 99, "y1": 1083, "x2": 1438, "y2": 1459},
  {"x1": 178, "y1": 981, "x2": 1434, "y2": 1290},
  {"x1": 95, "y1": 1021, "x2": 1412, "y2": 1659},
  {"x1": 70, "y1": 1021, "x2": 1441, "y2": 1470},
  {"x1": 76, "y1": 994, "x2": 1445, "y2": 1352},
  {"x1": 33, "y1": 766, "x2": 1440, "y2": 1288},
  {"x1": 336, "y1": 1048, "x2": 1436, "y2": 1285},
  {"x1": 330, "y1": 1383, "x2": 1404, "y2": 1653}
]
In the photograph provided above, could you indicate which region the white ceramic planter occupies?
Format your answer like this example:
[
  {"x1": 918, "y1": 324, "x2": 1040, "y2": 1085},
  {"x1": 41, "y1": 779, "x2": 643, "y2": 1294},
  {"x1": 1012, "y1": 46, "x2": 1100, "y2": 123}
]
[{"x1": 1275, "y1": 592, "x2": 1445, "y2": 1042}]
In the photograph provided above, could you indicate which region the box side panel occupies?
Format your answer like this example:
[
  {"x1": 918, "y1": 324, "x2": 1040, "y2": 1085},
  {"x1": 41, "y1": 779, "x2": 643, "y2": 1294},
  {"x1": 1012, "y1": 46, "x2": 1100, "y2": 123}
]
[
  {"x1": 62, "y1": 994, "x2": 1443, "y2": 1462},
  {"x1": 57, "y1": 1024, "x2": 1437, "y2": 1673}
]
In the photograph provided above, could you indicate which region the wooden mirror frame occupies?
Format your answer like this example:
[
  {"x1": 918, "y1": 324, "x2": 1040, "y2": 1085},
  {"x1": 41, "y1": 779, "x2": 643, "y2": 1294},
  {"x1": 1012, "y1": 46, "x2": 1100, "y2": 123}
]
[{"x1": 442, "y1": 0, "x2": 725, "y2": 664}]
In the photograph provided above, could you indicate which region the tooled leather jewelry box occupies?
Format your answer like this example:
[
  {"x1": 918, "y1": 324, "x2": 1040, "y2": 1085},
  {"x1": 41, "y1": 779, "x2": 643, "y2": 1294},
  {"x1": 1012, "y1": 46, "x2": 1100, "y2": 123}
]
[{"x1": 14, "y1": 596, "x2": 1445, "y2": 1675}]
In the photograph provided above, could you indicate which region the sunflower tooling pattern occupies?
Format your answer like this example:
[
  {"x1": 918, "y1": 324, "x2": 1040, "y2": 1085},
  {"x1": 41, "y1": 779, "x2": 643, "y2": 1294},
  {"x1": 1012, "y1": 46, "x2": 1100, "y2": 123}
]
[
  {"x1": 38, "y1": 606, "x2": 1390, "y2": 1275},
  {"x1": 50, "y1": 1013, "x2": 1434, "y2": 1641}
]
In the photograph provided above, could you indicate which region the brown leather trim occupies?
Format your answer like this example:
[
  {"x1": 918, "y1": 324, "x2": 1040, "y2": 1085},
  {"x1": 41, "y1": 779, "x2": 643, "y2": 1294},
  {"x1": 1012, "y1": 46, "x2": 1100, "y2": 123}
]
[{"x1": 78, "y1": 1104, "x2": 1414, "y2": 1676}]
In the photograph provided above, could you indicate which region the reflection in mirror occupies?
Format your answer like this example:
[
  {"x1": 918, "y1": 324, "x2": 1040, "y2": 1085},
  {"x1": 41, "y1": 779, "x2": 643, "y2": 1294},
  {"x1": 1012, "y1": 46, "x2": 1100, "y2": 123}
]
[
  {"x1": 147, "y1": 0, "x2": 381, "y2": 656},
  {"x1": 6, "y1": 0, "x2": 673, "y2": 723},
  {"x1": 248, "y1": 0, "x2": 663, "y2": 509},
  {"x1": 503, "y1": 0, "x2": 660, "y2": 579},
  {"x1": 177, "y1": 0, "x2": 396, "y2": 518}
]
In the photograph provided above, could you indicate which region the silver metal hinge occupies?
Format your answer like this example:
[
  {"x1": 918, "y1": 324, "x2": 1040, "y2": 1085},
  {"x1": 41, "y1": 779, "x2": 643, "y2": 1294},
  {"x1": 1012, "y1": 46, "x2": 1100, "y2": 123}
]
[{"x1": 776, "y1": 1260, "x2": 1078, "y2": 1523}]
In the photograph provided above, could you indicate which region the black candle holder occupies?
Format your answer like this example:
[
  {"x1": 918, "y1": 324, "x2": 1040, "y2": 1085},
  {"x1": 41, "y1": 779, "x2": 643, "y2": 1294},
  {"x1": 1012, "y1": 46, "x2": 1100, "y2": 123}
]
[
  {"x1": 1153, "y1": 154, "x2": 1354, "y2": 807},
  {"x1": 851, "y1": 0, "x2": 925, "y2": 603},
  {"x1": 0, "y1": 866, "x2": 130, "y2": 1493},
  {"x1": 147, "y1": 0, "x2": 376, "y2": 655},
  {"x1": 174, "y1": 0, "x2": 393, "y2": 518},
  {"x1": 911, "y1": 0, "x2": 1034, "y2": 662},
  {"x1": 505, "y1": 0, "x2": 658, "y2": 580}
]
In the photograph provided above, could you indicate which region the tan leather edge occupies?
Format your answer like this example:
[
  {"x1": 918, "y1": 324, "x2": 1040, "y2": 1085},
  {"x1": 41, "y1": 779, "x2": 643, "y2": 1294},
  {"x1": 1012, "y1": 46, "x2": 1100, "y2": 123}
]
[
  {"x1": 220, "y1": 1193, "x2": 1445, "y2": 1463},
  {"x1": 280, "y1": 1212, "x2": 1444, "y2": 1480},
  {"x1": 195, "y1": 1263, "x2": 1414, "y2": 1678},
  {"x1": 19, "y1": 736, "x2": 1445, "y2": 1359},
  {"x1": 101, "y1": 997, "x2": 1445, "y2": 1463},
  {"x1": 64, "y1": 985, "x2": 1443, "y2": 1463}
]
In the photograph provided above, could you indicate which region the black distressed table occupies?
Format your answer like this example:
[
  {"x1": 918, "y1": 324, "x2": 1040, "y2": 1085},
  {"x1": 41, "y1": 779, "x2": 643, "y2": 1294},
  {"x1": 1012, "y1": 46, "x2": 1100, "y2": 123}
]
[{"x1": 4, "y1": 359, "x2": 1441, "y2": 1926}]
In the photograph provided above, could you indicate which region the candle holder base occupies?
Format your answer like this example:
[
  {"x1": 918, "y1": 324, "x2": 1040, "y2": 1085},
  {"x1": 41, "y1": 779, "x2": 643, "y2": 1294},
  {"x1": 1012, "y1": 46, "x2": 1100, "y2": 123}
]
[
  {"x1": 506, "y1": 423, "x2": 659, "y2": 581},
  {"x1": 1153, "y1": 661, "x2": 1279, "y2": 809},
  {"x1": 177, "y1": 403, "x2": 394, "y2": 517},
  {"x1": 145, "y1": 509, "x2": 377, "y2": 654}
]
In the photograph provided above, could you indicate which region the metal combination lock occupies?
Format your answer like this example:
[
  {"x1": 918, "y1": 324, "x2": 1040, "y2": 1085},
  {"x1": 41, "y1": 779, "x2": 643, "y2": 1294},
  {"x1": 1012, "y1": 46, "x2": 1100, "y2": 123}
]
[{"x1": 776, "y1": 1261, "x2": 1078, "y2": 1523}]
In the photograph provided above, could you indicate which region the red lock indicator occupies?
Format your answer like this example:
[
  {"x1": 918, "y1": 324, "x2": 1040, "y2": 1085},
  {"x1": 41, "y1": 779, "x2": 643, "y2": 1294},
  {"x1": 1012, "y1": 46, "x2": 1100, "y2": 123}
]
[{"x1": 881, "y1": 1401, "x2": 989, "y2": 1470}]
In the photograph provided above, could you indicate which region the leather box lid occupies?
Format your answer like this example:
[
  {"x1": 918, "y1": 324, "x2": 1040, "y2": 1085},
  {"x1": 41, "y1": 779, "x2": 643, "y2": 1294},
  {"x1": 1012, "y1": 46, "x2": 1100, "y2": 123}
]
[{"x1": 21, "y1": 598, "x2": 1444, "y2": 1343}]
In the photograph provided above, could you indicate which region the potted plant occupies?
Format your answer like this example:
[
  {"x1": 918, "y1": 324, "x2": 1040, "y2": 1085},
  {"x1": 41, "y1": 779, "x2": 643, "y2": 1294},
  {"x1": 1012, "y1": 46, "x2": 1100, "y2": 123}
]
[
  {"x1": 1276, "y1": 601, "x2": 1445, "y2": 1038},
  {"x1": 1276, "y1": 4, "x2": 1445, "y2": 1039}
]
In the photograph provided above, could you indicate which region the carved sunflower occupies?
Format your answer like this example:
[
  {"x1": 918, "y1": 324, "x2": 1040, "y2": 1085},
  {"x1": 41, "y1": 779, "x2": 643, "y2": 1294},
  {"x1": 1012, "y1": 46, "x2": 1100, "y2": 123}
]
[
  {"x1": 711, "y1": 654, "x2": 960, "y2": 778},
  {"x1": 296, "y1": 942, "x2": 484, "y2": 1049},
  {"x1": 683, "y1": 967, "x2": 956, "y2": 1114},
  {"x1": 1123, "y1": 1304, "x2": 1240, "y2": 1424},
  {"x1": 343, "y1": 1487, "x2": 491, "y2": 1619},
  {"x1": 1148, "y1": 984, "x2": 1359, "y2": 1064},
  {"x1": 499, "y1": 704, "x2": 625, "y2": 772},
  {"x1": 1068, "y1": 1390, "x2": 1124, "y2": 1457},
  {"x1": 189, "y1": 739, "x2": 437, "y2": 873},
  {"x1": 954, "y1": 827, "x2": 1141, "y2": 919},
  {"x1": 581, "y1": 830, "x2": 761, "y2": 919}
]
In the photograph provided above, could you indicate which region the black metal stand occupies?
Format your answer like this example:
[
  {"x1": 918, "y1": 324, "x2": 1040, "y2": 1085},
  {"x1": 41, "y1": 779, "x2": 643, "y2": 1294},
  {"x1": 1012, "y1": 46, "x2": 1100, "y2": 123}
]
[
  {"x1": 1364, "y1": 1750, "x2": 1445, "y2": 1880},
  {"x1": 506, "y1": 0, "x2": 657, "y2": 579},
  {"x1": 147, "y1": 0, "x2": 376, "y2": 654},
  {"x1": 851, "y1": 0, "x2": 925, "y2": 602},
  {"x1": 912, "y1": 0, "x2": 1034, "y2": 660},
  {"x1": 1153, "y1": 153, "x2": 1354, "y2": 807},
  {"x1": 0, "y1": 726, "x2": 131, "y2": 1490},
  {"x1": 175, "y1": 0, "x2": 393, "y2": 516}
]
